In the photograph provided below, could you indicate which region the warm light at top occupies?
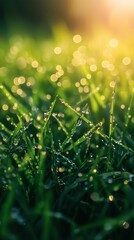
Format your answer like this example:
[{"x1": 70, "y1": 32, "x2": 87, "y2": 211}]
[
  {"x1": 109, "y1": 0, "x2": 134, "y2": 10},
  {"x1": 69, "y1": 0, "x2": 134, "y2": 34}
]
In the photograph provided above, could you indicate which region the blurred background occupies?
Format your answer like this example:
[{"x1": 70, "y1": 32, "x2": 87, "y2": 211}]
[{"x1": 0, "y1": 0, "x2": 134, "y2": 35}]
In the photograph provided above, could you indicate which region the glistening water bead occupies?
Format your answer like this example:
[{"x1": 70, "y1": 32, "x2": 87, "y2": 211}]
[{"x1": 2, "y1": 104, "x2": 9, "y2": 111}]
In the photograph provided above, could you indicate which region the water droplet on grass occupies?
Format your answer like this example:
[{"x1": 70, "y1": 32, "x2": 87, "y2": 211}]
[
  {"x1": 60, "y1": 98, "x2": 65, "y2": 103},
  {"x1": 77, "y1": 119, "x2": 82, "y2": 126},
  {"x1": 123, "y1": 221, "x2": 129, "y2": 229}
]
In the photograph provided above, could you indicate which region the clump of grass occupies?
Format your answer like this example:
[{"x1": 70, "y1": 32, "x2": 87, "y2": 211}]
[{"x1": 0, "y1": 30, "x2": 134, "y2": 240}]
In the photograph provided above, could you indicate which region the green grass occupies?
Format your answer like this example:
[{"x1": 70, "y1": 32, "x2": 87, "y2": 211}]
[{"x1": 0, "y1": 29, "x2": 134, "y2": 240}]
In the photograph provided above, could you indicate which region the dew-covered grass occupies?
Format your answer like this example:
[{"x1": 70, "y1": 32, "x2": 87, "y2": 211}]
[{"x1": 0, "y1": 29, "x2": 134, "y2": 240}]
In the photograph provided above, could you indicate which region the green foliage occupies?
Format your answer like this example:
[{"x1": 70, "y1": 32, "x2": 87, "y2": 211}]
[{"x1": 0, "y1": 31, "x2": 134, "y2": 240}]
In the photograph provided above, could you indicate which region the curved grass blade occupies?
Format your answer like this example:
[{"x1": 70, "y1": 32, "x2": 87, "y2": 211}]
[{"x1": 65, "y1": 121, "x2": 103, "y2": 151}]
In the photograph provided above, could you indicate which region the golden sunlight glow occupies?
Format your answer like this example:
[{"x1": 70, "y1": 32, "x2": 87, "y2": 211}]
[
  {"x1": 70, "y1": 0, "x2": 134, "y2": 34},
  {"x1": 110, "y1": 0, "x2": 134, "y2": 8},
  {"x1": 107, "y1": 0, "x2": 134, "y2": 34}
]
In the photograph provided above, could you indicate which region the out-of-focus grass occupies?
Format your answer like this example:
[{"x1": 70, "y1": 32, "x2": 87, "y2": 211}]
[{"x1": 0, "y1": 28, "x2": 134, "y2": 240}]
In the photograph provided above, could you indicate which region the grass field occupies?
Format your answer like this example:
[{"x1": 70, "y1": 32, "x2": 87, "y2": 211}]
[{"x1": 0, "y1": 28, "x2": 134, "y2": 240}]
